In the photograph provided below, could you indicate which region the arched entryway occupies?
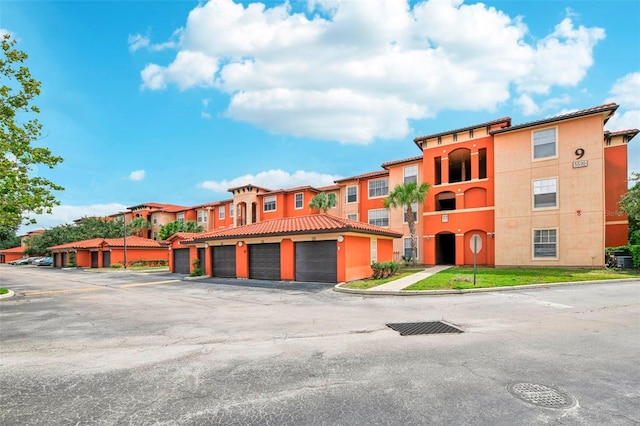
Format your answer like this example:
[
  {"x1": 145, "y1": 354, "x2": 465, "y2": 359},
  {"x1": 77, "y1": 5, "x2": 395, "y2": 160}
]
[{"x1": 436, "y1": 232, "x2": 456, "y2": 265}]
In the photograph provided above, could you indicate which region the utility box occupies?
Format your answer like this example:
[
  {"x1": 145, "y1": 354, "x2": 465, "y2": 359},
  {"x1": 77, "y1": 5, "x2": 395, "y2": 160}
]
[{"x1": 616, "y1": 256, "x2": 633, "y2": 269}]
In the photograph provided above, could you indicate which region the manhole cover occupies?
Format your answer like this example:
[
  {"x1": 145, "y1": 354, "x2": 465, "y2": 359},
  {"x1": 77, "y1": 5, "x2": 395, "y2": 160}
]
[
  {"x1": 508, "y1": 383, "x2": 575, "y2": 409},
  {"x1": 386, "y1": 321, "x2": 464, "y2": 336}
]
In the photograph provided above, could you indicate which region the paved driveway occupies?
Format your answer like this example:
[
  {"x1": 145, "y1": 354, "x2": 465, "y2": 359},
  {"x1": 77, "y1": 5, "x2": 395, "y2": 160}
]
[{"x1": 1, "y1": 265, "x2": 639, "y2": 425}]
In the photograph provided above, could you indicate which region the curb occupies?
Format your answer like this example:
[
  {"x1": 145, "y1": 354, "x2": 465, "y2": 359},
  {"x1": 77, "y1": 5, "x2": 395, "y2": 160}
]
[
  {"x1": 333, "y1": 278, "x2": 639, "y2": 296},
  {"x1": 0, "y1": 289, "x2": 15, "y2": 300}
]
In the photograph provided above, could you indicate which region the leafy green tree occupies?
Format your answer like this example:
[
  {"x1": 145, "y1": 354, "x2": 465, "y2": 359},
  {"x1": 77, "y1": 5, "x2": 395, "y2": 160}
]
[
  {"x1": 384, "y1": 182, "x2": 430, "y2": 266},
  {"x1": 309, "y1": 192, "x2": 337, "y2": 213},
  {"x1": 0, "y1": 227, "x2": 20, "y2": 249},
  {"x1": 157, "y1": 220, "x2": 203, "y2": 240},
  {"x1": 24, "y1": 218, "x2": 125, "y2": 255},
  {"x1": 127, "y1": 217, "x2": 150, "y2": 237},
  {"x1": 1, "y1": 34, "x2": 63, "y2": 234},
  {"x1": 620, "y1": 172, "x2": 640, "y2": 244}
]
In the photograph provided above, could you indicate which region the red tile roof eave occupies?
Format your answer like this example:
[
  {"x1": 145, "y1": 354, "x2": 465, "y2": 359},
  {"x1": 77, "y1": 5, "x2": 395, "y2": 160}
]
[
  {"x1": 490, "y1": 104, "x2": 619, "y2": 135},
  {"x1": 0, "y1": 246, "x2": 25, "y2": 254},
  {"x1": 413, "y1": 117, "x2": 512, "y2": 144},
  {"x1": 605, "y1": 129, "x2": 639, "y2": 139},
  {"x1": 183, "y1": 227, "x2": 402, "y2": 244},
  {"x1": 381, "y1": 155, "x2": 423, "y2": 169},
  {"x1": 334, "y1": 169, "x2": 390, "y2": 183}
]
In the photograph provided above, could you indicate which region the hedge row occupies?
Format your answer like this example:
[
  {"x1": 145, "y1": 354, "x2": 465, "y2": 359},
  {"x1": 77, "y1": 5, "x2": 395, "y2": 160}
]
[{"x1": 371, "y1": 261, "x2": 399, "y2": 279}]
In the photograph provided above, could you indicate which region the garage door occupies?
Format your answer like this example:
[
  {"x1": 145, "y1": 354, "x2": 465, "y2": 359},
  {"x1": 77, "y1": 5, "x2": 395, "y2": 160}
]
[
  {"x1": 295, "y1": 241, "x2": 337, "y2": 283},
  {"x1": 212, "y1": 246, "x2": 236, "y2": 278},
  {"x1": 91, "y1": 252, "x2": 99, "y2": 268},
  {"x1": 102, "y1": 251, "x2": 111, "y2": 268},
  {"x1": 249, "y1": 243, "x2": 280, "y2": 280},
  {"x1": 173, "y1": 248, "x2": 190, "y2": 274}
]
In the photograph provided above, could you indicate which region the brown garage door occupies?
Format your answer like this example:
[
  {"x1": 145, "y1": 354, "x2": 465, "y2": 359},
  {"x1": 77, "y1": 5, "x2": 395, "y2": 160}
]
[
  {"x1": 212, "y1": 246, "x2": 236, "y2": 278},
  {"x1": 173, "y1": 248, "x2": 190, "y2": 274},
  {"x1": 91, "y1": 252, "x2": 99, "y2": 268},
  {"x1": 249, "y1": 243, "x2": 280, "y2": 280},
  {"x1": 295, "y1": 241, "x2": 337, "y2": 283},
  {"x1": 102, "y1": 251, "x2": 111, "y2": 268}
]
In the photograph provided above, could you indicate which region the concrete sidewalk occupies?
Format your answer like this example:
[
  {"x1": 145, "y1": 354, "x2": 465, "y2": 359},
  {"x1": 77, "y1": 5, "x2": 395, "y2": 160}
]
[{"x1": 365, "y1": 265, "x2": 452, "y2": 292}]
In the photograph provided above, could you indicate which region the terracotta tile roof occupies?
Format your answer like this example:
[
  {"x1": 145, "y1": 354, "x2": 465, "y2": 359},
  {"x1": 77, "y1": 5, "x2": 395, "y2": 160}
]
[
  {"x1": 103, "y1": 236, "x2": 167, "y2": 248},
  {"x1": 334, "y1": 170, "x2": 389, "y2": 183},
  {"x1": 382, "y1": 155, "x2": 423, "y2": 168},
  {"x1": 316, "y1": 184, "x2": 340, "y2": 191},
  {"x1": 0, "y1": 246, "x2": 25, "y2": 254},
  {"x1": 491, "y1": 104, "x2": 619, "y2": 135},
  {"x1": 184, "y1": 213, "x2": 402, "y2": 243},
  {"x1": 48, "y1": 238, "x2": 106, "y2": 251},
  {"x1": 227, "y1": 183, "x2": 273, "y2": 193},
  {"x1": 262, "y1": 186, "x2": 320, "y2": 195},
  {"x1": 48, "y1": 236, "x2": 167, "y2": 251},
  {"x1": 414, "y1": 117, "x2": 511, "y2": 143},
  {"x1": 164, "y1": 232, "x2": 203, "y2": 243},
  {"x1": 605, "y1": 129, "x2": 639, "y2": 139},
  {"x1": 127, "y1": 202, "x2": 189, "y2": 212}
]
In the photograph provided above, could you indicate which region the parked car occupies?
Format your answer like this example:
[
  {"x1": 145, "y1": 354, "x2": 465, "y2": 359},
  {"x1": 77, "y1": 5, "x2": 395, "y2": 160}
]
[
  {"x1": 30, "y1": 257, "x2": 45, "y2": 265},
  {"x1": 35, "y1": 257, "x2": 53, "y2": 266},
  {"x1": 9, "y1": 257, "x2": 39, "y2": 265}
]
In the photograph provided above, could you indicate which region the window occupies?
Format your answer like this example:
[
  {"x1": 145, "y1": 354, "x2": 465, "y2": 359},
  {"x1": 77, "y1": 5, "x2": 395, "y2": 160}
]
[
  {"x1": 404, "y1": 238, "x2": 416, "y2": 259},
  {"x1": 533, "y1": 178, "x2": 557, "y2": 208},
  {"x1": 346, "y1": 186, "x2": 357, "y2": 203},
  {"x1": 177, "y1": 213, "x2": 185, "y2": 222},
  {"x1": 478, "y1": 148, "x2": 487, "y2": 179},
  {"x1": 533, "y1": 128, "x2": 556, "y2": 159},
  {"x1": 152, "y1": 214, "x2": 157, "y2": 224},
  {"x1": 197, "y1": 211, "x2": 207, "y2": 223},
  {"x1": 219, "y1": 206, "x2": 225, "y2": 220},
  {"x1": 347, "y1": 214, "x2": 358, "y2": 221},
  {"x1": 264, "y1": 196, "x2": 276, "y2": 212},
  {"x1": 404, "y1": 203, "x2": 418, "y2": 223},
  {"x1": 534, "y1": 229, "x2": 557, "y2": 258},
  {"x1": 434, "y1": 157, "x2": 442, "y2": 185},
  {"x1": 370, "y1": 238, "x2": 378, "y2": 263},
  {"x1": 404, "y1": 165, "x2": 418, "y2": 184},
  {"x1": 294, "y1": 193, "x2": 303, "y2": 209},
  {"x1": 230, "y1": 203, "x2": 234, "y2": 217},
  {"x1": 368, "y1": 209, "x2": 389, "y2": 227},
  {"x1": 368, "y1": 178, "x2": 388, "y2": 198}
]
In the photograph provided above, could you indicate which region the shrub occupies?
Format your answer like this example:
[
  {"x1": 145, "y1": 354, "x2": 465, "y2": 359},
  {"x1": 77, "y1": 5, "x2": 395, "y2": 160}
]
[
  {"x1": 190, "y1": 258, "x2": 203, "y2": 277},
  {"x1": 629, "y1": 245, "x2": 640, "y2": 269},
  {"x1": 110, "y1": 263, "x2": 122, "y2": 268},
  {"x1": 68, "y1": 252, "x2": 76, "y2": 267},
  {"x1": 371, "y1": 261, "x2": 399, "y2": 279}
]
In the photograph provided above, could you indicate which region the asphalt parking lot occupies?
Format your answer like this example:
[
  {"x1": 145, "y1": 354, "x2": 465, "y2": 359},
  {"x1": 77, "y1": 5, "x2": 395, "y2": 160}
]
[{"x1": 1, "y1": 265, "x2": 639, "y2": 425}]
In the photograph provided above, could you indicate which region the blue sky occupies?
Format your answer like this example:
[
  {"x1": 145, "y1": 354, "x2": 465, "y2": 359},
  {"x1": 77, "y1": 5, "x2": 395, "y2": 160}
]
[{"x1": 3, "y1": 0, "x2": 639, "y2": 234}]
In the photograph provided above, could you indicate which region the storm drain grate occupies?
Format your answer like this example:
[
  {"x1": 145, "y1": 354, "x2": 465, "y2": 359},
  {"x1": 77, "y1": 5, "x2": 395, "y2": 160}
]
[
  {"x1": 386, "y1": 321, "x2": 464, "y2": 336},
  {"x1": 507, "y1": 383, "x2": 575, "y2": 409}
]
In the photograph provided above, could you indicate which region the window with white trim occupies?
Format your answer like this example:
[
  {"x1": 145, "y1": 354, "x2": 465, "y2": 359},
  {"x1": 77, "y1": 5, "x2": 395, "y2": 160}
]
[
  {"x1": 533, "y1": 178, "x2": 557, "y2": 208},
  {"x1": 230, "y1": 203, "x2": 234, "y2": 217},
  {"x1": 404, "y1": 165, "x2": 418, "y2": 184},
  {"x1": 368, "y1": 209, "x2": 389, "y2": 227},
  {"x1": 197, "y1": 211, "x2": 207, "y2": 223},
  {"x1": 294, "y1": 193, "x2": 303, "y2": 209},
  {"x1": 404, "y1": 238, "x2": 416, "y2": 259},
  {"x1": 346, "y1": 186, "x2": 357, "y2": 203},
  {"x1": 533, "y1": 229, "x2": 557, "y2": 258},
  {"x1": 152, "y1": 214, "x2": 157, "y2": 224},
  {"x1": 264, "y1": 196, "x2": 276, "y2": 212},
  {"x1": 533, "y1": 128, "x2": 556, "y2": 159},
  {"x1": 347, "y1": 214, "x2": 358, "y2": 221},
  {"x1": 370, "y1": 238, "x2": 377, "y2": 263},
  {"x1": 368, "y1": 178, "x2": 388, "y2": 198},
  {"x1": 177, "y1": 212, "x2": 185, "y2": 222},
  {"x1": 403, "y1": 203, "x2": 418, "y2": 223},
  {"x1": 219, "y1": 206, "x2": 225, "y2": 220}
]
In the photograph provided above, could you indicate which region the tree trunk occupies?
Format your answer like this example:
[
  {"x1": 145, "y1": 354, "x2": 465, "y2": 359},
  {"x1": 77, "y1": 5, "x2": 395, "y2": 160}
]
[{"x1": 407, "y1": 204, "x2": 417, "y2": 266}]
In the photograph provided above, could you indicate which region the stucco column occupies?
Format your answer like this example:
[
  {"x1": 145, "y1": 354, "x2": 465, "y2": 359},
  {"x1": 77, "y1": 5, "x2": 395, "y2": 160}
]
[
  {"x1": 280, "y1": 239, "x2": 294, "y2": 281},
  {"x1": 471, "y1": 150, "x2": 479, "y2": 180},
  {"x1": 236, "y1": 242, "x2": 248, "y2": 279},
  {"x1": 441, "y1": 157, "x2": 449, "y2": 184},
  {"x1": 205, "y1": 246, "x2": 212, "y2": 276},
  {"x1": 455, "y1": 233, "x2": 465, "y2": 266}
]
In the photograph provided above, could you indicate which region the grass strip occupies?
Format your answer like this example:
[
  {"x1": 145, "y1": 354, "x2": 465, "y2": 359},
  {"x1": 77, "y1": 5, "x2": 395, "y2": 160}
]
[
  {"x1": 343, "y1": 269, "x2": 423, "y2": 289},
  {"x1": 404, "y1": 267, "x2": 640, "y2": 291}
]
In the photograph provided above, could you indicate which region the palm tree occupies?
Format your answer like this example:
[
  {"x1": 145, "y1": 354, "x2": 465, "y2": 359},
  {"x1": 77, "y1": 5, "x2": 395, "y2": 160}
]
[
  {"x1": 127, "y1": 217, "x2": 150, "y2": 237},
  {"x1": 384, "y1": 182, "x2": 430, "y2": 266},
  {"x1": 309, "y1": 192, "x2": 337, "y2": 213}
]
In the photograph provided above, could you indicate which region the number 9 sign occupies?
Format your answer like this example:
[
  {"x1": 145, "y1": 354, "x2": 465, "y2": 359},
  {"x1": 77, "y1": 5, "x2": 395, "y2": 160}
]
[{"x1": 575, "y1": 148, "x2": 585, "y2": 159}]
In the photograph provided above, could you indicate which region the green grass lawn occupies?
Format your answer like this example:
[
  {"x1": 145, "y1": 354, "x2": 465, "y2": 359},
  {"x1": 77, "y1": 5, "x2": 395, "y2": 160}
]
[
  {"x1": 343, "y1": 269, "x2": 423, "y2": 289},
  {"x1": 404, "y1": 267, "x2": 640, "y2": 291}
]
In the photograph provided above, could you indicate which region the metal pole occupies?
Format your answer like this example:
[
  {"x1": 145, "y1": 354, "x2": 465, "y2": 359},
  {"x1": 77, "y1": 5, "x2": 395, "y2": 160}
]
[
  {"x1": 123, "y1": 212, "x2": 127, "y2": 269},
  {"x1": 473, "y1": 237, "x2": 477, "y2": 286}
]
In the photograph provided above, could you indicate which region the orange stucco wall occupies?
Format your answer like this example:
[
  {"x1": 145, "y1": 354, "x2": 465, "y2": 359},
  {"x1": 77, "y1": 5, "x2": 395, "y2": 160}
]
[
  {"x1": 1, "y1": 252, "x2": 24, "y2": 263},
  {"x1": 236, "y1": 242, "x2": 248, "y2": 278},
  {"x1": 280, "y1": 239, "x2": 295, "y2": 280},
  {"x1": 604, "y1": 144, "x2": 629, "y2": 247},
  {"x1": 343, "y1": 235, "x2": 373, "y2": 282},
  {"x1": 377, "y1": 239, "x2": 394, "y2": 262},
  {"x1": 109, "y1": 248, "x2": 169, "y2": 266},
  {"x1": 75, "y1": 251, "x2": 92, "y2": 267}
]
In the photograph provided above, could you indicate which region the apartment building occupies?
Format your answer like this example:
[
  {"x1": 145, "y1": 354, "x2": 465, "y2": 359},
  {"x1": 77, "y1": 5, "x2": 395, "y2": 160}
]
[{"x1": 84, "y1": 103, "x2": 634, "y2": 277}]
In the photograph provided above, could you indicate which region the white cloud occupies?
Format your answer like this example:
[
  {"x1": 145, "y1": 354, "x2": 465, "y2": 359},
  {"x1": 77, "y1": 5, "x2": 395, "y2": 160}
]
[
  {"x1": 128, "y1": 170, "x2": 146, "y2": 181},
  {"x1": 514, "y1": 94, "x2": 539, "y2": 116},
  {"x1": 128, "y1": 30, "x2": 180, "y2": 53},
  {"x1": 201, "y1": 111, "x2": 212, "y2": 119},
  {"x1": 18, "y1": 203, "x2": 128, "y2": 235},
  {"x1": 140, "y1": 0, "x2": 605, "y2": 143},
  {"x1": 128, "y1": 33, "x2": 150, "y2": 52},
  {"x1": 198, "y1": 169, "x2": 342, "y2": 193},
  {"x1": 606, "y1": 72, "x2": 640, "y2": 109}
]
